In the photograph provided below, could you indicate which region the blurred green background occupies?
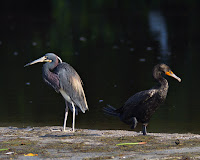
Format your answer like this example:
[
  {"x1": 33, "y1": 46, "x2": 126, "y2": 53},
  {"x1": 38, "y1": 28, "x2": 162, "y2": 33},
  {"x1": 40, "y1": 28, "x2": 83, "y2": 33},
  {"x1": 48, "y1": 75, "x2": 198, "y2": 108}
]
[{"x1": 0, "y1": 0, "x2": 200, "y2": 133}]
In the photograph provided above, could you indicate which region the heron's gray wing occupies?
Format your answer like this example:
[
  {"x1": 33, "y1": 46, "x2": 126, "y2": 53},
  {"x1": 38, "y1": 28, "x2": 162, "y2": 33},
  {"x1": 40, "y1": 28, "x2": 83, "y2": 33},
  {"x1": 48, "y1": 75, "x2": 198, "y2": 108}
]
[{"x1": 54, "y1": 63, "x2": 88, "y2": 113}]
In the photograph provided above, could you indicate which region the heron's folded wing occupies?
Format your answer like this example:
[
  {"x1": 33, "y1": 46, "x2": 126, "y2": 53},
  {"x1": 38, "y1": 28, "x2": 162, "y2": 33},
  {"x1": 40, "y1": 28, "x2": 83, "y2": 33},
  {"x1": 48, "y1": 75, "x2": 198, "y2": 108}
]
[{"x1": 55, "y1": 63, "x2": 88, "y2": 113}]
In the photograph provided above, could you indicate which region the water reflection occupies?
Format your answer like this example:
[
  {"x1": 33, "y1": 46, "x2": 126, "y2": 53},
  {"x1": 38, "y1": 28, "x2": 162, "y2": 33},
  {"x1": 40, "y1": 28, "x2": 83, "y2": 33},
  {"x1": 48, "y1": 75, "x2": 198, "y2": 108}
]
[
  {"x1": 0, "y1": 1, "x2": 200, "y2": 134},
  {"x1": 148, "y1": 10, "x2": 170, "y2": 62}
]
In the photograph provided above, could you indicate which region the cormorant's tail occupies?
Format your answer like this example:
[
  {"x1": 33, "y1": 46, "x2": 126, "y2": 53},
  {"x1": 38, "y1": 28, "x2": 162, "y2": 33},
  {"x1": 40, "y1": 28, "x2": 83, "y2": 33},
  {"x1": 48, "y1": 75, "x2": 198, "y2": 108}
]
[{"x1": 103, "y1": 105, "x2": 120, "y2": 117}]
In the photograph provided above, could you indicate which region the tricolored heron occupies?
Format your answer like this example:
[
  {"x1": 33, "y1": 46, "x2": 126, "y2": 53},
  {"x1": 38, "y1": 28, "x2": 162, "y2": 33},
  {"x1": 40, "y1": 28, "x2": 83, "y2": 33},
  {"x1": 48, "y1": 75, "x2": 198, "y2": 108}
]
[
  {"x1": 24, "y1": 53, "x2": 88, "y2": 132},
  {"x1": 104, "y1": 64, "x2": 181, "y2": 135}
]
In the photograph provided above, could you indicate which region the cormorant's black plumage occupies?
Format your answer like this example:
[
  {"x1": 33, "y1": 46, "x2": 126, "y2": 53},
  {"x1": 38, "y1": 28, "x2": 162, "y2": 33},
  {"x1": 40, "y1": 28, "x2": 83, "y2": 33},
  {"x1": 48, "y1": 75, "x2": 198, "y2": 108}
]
[{"x1": 104, "y1": 64, "x2": 181, "y2": 135}]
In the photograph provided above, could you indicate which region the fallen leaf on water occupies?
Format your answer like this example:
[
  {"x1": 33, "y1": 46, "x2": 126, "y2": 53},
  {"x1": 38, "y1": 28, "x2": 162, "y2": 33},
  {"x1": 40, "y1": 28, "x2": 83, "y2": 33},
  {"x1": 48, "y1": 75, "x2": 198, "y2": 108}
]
[
  {"x1": 116, "y1": 142, "x2": 147, "y2": 146},
  {"x1": 24, "y1": 153, "x2": 38, "y2": 156}
]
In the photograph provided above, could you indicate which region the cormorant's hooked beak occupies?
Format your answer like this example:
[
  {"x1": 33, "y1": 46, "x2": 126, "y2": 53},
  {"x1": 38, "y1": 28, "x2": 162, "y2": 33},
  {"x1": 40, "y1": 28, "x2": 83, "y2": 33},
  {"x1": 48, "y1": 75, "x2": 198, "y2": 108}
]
[
  {"x1": 24, "y1": 56, "x2": 52, "y2": 67},
  {"x1": 165, "y1": 71, "x2": 181, "y2": 82}
]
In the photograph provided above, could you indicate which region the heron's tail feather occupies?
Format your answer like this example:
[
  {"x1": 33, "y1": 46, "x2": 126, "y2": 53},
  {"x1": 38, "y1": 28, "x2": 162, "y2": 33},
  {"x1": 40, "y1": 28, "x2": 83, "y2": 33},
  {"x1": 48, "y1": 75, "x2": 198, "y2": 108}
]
[{"x1": 103, "y1": 105, "x2": 120, "y2": 117}]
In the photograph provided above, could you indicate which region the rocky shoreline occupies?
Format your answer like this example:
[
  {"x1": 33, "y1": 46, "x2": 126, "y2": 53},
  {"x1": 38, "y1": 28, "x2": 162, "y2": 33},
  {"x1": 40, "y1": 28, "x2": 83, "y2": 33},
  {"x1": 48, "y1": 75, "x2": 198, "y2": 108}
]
[{"x1": 0, "y1": 126, "x2": 200, "y2": 159}]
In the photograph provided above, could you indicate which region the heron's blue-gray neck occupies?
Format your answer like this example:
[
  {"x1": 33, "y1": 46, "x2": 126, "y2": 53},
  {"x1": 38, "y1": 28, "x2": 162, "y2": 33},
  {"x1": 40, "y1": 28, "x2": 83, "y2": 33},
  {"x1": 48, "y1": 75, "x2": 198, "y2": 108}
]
[
  {"x1": 42, "y1": 63, "x2": 60, "y2": 92},
  {"x1": 44, "y1": 57, "x2": 59, "y2": 70}
]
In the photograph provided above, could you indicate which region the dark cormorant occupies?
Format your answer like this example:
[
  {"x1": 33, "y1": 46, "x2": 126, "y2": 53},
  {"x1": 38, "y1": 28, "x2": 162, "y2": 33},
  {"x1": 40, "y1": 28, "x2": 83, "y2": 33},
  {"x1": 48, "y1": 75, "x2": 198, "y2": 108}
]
[{"x1": 103, "y1": 64, "x2": 181, "y2": 135}]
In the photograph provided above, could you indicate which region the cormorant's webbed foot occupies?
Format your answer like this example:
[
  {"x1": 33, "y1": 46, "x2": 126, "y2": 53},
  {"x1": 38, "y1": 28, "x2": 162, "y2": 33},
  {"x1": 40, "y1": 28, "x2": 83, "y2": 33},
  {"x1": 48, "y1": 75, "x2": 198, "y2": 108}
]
[{"x1": 142, "y1": 124, "x2": 147, "y2": 135}]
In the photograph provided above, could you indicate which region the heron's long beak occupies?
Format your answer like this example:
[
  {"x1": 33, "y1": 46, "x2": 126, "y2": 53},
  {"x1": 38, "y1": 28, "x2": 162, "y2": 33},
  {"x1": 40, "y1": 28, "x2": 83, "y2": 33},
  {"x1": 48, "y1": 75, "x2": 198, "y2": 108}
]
[
  {"x1": 24, "y1": 56, "x2": 51, "y2": 67},
  {"x1": 165, "y1": 71, "x2": 181, "y2": 82}
]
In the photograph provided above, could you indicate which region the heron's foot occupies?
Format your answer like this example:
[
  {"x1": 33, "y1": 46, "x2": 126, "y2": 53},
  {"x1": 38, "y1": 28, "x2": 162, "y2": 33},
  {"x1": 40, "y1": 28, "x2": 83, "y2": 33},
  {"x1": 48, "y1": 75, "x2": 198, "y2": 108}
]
[
  {"x1": 63, "y1": 128, "x2": 75, "y2": 132},
  {"x1": 63, "y1": 127, "x2": 72, "y2": 132},
  {"x1": 69, "y1": 128, "x2": 75, "y2": 132},
  {"x1": 63, "y1": 129, "x2": 71, "y2": 132}
]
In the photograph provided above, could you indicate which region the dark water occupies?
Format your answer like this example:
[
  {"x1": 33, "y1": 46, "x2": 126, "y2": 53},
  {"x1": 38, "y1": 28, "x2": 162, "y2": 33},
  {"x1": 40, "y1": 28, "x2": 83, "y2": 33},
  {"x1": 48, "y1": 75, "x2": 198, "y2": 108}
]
[{"x1": 0, "y1": 1, "x2": 200, "y2": 134}]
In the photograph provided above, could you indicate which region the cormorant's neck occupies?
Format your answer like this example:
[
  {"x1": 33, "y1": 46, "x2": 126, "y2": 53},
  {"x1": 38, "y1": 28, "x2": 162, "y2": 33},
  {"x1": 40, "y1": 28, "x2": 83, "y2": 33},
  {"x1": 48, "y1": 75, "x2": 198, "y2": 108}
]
[{"x1": 153, "y1": 71, "x2": 169, "y2": 91}]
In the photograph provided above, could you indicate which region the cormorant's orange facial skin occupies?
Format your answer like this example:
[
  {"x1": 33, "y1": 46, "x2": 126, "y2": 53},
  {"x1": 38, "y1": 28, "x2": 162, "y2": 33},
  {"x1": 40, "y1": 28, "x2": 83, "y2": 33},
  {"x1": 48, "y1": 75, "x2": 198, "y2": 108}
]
[
  {"x1": 165, "y1": 71, "x2": 173, "y2": 76},
  {"x1": 165, "y1": 71, "x2": 181, "y2": 82}
]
